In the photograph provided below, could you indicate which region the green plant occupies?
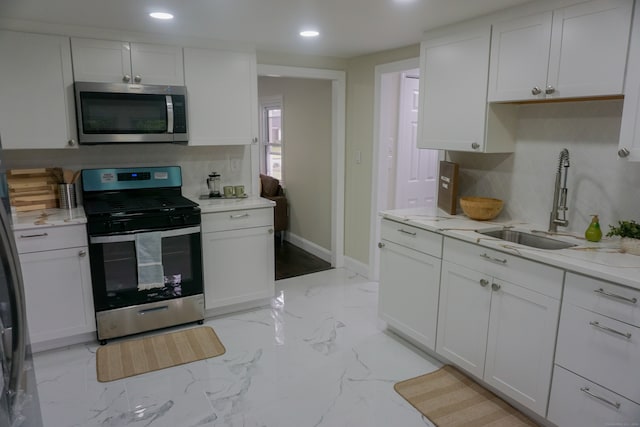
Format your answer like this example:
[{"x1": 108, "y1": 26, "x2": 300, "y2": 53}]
[{"x1": 606, "y1": 220, "x2": 640, "y2": 239}]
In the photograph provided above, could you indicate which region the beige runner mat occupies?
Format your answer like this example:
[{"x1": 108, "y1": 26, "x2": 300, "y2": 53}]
[
  {"x1": 394, "y1": 365, "x2": 539, "y2": 426},
  {"x1": 96, "y1": 326, "x2": 225, "y2": 382}
]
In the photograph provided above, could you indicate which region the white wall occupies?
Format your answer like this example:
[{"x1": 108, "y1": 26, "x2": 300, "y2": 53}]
[
  {"x1": 257, "y1": 76, "x2": 333, "y2": 251},
  {"x1": 448, "y1": 99, "x2": 640, "y2": 234},
  {"x1": 3, "y1": 144, "x2": 251, "y2": 200}
]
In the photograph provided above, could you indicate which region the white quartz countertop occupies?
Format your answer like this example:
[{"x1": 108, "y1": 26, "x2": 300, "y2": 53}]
[
  {"x1": 188, "y1": 195, "x2": 275, "y2": 214},
  {"x1": 381, "y1": 207, "x2": 640, "y2": 290},
  {"x1": 11, "y1": 207, "x2": 87, "y2": 231}
]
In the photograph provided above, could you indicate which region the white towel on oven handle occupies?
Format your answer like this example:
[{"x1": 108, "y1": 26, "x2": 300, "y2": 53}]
[{"x1": 135, "y1": 231, "x2": 165, "y2": 291}]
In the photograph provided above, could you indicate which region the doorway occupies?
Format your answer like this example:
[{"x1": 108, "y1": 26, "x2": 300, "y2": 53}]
[{"x1": 369, "y1": 58, "x2": 440, "y2": 280}]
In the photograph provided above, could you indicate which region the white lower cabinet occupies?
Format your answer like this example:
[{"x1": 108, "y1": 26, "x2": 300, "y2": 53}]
[
  {"x1": 550, "y1": 272, "x2": 640, "y2": 424},
  {"x1": 437, "y1": 237, "x2": 562, "y2": 417},
  {"x1": 201, "y1": 208, "x2": 274, "y2": 311},
  {"x1": 14, "y1": 225, "x2": 95, "y2": 346},
  {"x1": 378, "y1": 220, "x2": 442, "y2": 351},
  {"x1": 548, "y1": 366, "x2": 640, "y2": 427}
]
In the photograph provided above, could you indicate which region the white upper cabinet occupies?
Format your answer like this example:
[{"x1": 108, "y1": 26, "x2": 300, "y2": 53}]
[
  {"x1": 619, "y1": 0, "x2": 640, "y2": 161},
  {"x1": 0, "y1": 31, "x2": 77, "y2": 149},
  {"x1": 489, "y1": 0, "x2": 633, "y2": 102},
  {"x1": 183, "y1": 47, "x2": 258, "y2": 146},
  {"x1": 71, "y1": 38, "x2": 184, "y2": 85},
  {"x1": 417, "y1": 25, "x2": 517, "y2": 152}
]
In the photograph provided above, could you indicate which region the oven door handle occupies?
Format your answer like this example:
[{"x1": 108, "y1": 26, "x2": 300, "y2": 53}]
[{"x1": 90, "y1": 226, "x2": 201, "y2": 244}]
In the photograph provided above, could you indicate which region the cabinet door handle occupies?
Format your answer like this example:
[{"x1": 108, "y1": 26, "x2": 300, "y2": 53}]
[
  {"x1": 134, "y1": 75, "x2": 142, "y2": 83},
  {"x1": 531, "y1": 86, "x2": 542, "y2": 95},
  {"x1": 618, "y1": 148, "x2": 630, "y2": 158},
  {"x1": 268, "y1": 229, "x2": 274, "y2": 234},
  {"x1": 397, "y1": 229, "x2": 417, "y2": 236},
  {"x1": 480, "y1": 253, "x2": 507, "y2": 264},
  {"x1": 122, "y1": 74, "x2": 131, "y2": 83},
  {"x1": 471, "y1": 142, "x2": 480, "y2": 150},
  {"x1": 19, "y1": 233, "x2": 48, "y2": 239},
  {"x1": 229, "y1": 213, "x2": 249, "y2": 219},
  {"x1": 594, "y1": 288, "x2": 637, "y2": 305},
  {"x1": 589, "y1": 321, "x2": 632, "y2": 340},
  {"x1": 580, "y1": 387, "x2": 621, "y2": 409},
  {"x1": 78, "y1": 250, "x2": 87, "y2": 257},
  {"x1": 545, "y1": 85, "x2": 556, "y2": 95},
  {"x1": 491, "y1": 283, "x2": 501, "y2": 291},
  {"x1": 479, "y1": 279, "x2": 489, "y2": 287},
  {"x1": 378, "y1": 242, "x2": 385, "y2": 249},
  {"x1": 67, "y1": 139, "x2": 76, "y2": 147}
]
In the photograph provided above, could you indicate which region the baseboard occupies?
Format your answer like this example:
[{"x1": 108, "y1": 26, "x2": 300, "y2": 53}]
[
  {"x1": 285, "y1": 232, "x2": 332, "y2": 264},
  {"x1": 343, "y1": 256, "x2": 369, "y2": 278}
]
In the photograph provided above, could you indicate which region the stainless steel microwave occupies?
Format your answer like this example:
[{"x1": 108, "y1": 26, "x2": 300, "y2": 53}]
[{"x1": 74, "y1": 82, "x2": 188, "y2": 144}]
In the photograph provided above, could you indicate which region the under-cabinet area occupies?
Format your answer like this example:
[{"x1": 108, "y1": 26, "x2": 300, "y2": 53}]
[{"x1": 377, "y1": 214, "x2": 640, "y2": 426}]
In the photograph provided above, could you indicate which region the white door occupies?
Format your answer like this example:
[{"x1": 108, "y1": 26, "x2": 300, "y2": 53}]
[
  {"x1": 483, "y1": 278, "x2": 560, "y2": 416},
  {"x1": 436, "y1": 261, "x2": 491, "y2": 378},
  {"x1": 394, "y1": 71, "x2": 437, "y2": 209},
  {"x1": 378, "y1": 240, "x2": 441, "y2": 351},
  {"x1": 71, "y1": 38, "x2": 132, "y2": 83}
]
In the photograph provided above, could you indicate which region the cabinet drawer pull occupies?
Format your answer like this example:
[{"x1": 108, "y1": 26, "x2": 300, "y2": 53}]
[
  {"x1": 397, "y1": 229, "x2": 417, "y2": 236},
  {"x1": 589, "y1": 321, "x2": 632, "y2": 340},
  {"x1": 594, "y1": 288, "x2": 637, "y2": 305},
  {"x1": 19, "y1": 233, "x2": 48, "y2": 239},
  {"x1": 229, "y1": 213, "x2": 249, "y2": 219},
  {"x1": 580, "y1": 387, "x2": 621, "y2": 409},
  {"x1": 480, "y1": 253, "x2": 507, "y2": 264}
]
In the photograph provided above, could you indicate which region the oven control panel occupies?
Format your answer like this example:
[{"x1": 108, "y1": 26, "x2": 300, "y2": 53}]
[{"x1": 82, "y1": 167, "x2": 181, "y2": 191}]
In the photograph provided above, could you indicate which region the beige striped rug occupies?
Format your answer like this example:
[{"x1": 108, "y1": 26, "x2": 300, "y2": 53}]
[
  {"x1": 96, "y1": 326, "x2": 226, "y2": 382},
  {"x1": 394, "y1": 365, "x2": 538, "y2": 426}
]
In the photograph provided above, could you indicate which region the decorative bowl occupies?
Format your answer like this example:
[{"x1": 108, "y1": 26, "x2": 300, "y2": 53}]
[{"x1": 459, "y1": 197, "x2": 504, "y2": 221}]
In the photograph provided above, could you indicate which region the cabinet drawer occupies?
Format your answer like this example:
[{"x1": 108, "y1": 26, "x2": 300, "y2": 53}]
[
  {"x1": 556, "y1": 303, "x2": 640, "y2": 403},
  {"x1": 443, "y1": 237, "x2": 563, "y2": 298},
  {"x1": 548, "y1": 365, "x2": 640, "y2": 427},
  {"x1": 14, "y1": 225, "x2": 87, "y2": 254},
  {"x1": 202, "y1": 208, "x2": 273, "y2": 233},
  {"x1": 380, "y1": 219, "x2": 442, "y2": 258},
  {"x1": 564, "y1": 272, "x2": 640, "y2": 327}
]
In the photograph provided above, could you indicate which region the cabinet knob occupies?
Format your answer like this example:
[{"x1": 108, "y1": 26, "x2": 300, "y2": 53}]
[
  {"x1": 134, "y1": 75, "x2": 142, "y2": 83},
  {"x1": 618, "y1": 148, "x2": 630, "y2": 158},
  {"x1": 479, "y1": 279, "x2": 489, "y2": 287},
  {"x1": 378, "y1": 242, "x2": 385, "y2": 249},
  {"x1": 67, "y1": 139, "x2": 76, "y2": 147},
  {"x1": 268, "y1": 228, "x2": 274, "y2": 234},
  {"x1": 123, "y1": 74, "x2": 131, "y2": 83},
  {"x1": 491, "y1": 283, "x2": 501, "y2": 291},
  {"x1": 252, "y1": 137, "x2": 258, "y2": 144},
  {"x1": 78, "y1": 250, "x2": 87, "y2": 257},
  {"x1": 471, "y1": 142, "x2": 480, "y2": 150},
  {"x1": 545, "y1": 85, "x2": 556, "y2": 95},
  {"x1": 531, "y1": 86, "x2": 542, "y2": 95}
]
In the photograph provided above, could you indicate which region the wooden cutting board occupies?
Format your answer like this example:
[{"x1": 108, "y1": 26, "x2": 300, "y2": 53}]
[
  {"x1": 437, "y1": 161, "x2": 459, "y2": 215},
  {"x1": 8, "y1": 168, "x2": 60, "y2": 211}
]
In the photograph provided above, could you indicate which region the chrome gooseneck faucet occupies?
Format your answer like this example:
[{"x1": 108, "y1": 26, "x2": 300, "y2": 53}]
[{"x1": 549, "y1": 148, "x2": 570, "y2": 233}]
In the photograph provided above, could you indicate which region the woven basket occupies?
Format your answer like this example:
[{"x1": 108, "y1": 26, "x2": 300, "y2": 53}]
[{"x1": 460, "y1": 197, "x2": 504, "y2": 220}]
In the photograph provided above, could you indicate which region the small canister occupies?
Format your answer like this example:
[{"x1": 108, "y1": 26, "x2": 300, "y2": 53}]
[{"x1": 58, "y1": 183, "x2": 77, "y2": 209}]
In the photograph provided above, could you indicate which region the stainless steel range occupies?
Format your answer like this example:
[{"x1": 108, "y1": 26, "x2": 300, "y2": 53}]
[{"x1": 82, "y1": 166, "x2": 204, "y2": 344}]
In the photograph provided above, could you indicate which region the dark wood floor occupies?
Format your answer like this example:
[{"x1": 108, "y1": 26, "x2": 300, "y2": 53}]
[{"x1": 275, "y1": 239, "x2": 332, "y2": 280}]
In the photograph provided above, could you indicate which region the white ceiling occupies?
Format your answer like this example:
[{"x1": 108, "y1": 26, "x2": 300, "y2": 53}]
[{"x1": 0, "y1": 0, "x2": 534, "y2": 58}]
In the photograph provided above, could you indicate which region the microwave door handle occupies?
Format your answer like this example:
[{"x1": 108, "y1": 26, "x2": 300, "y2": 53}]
[{"x1": 166, "y1": 95, "x2": 174, "y2": 134}]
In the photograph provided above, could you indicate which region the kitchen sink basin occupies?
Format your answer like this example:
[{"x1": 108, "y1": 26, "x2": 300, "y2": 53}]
[{"x1": 478, "y1": 229, "x2": 577, "y2": 250}]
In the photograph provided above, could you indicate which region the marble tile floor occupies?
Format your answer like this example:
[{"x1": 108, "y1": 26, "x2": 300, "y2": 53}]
[{"x1": 33, "y1": 268, "x2": 442, "y2": 427}]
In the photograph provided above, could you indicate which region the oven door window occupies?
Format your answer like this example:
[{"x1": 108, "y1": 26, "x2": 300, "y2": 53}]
[{"x1": 89, "y1": 229, "x2": 203, "y2": 311}]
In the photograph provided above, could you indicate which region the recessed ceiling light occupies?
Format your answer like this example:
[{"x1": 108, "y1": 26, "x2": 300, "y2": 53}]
[
  {"x1": 300, "y1": 30, "x2": 319, "y2": 38},
  {"x1": 149, "y1": 12, "x2": 174, "y2": 20}
]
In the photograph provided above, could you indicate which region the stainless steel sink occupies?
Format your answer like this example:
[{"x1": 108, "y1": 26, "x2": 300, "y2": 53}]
[{"x1": 478, "y1": 229, "x2": 577, "y2": 250}]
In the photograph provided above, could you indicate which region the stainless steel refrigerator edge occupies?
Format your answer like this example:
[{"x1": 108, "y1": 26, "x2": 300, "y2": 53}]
[{"x1": 0, "y1": 135, "x2": 43, "y2": 427}]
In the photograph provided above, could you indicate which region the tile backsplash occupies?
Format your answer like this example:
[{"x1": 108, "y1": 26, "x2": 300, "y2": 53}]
[
  {"x1": 448, "y1": 99, "x2": 640, "y2": 235},
  {"x1": 3, "y1": 144, "x2": 251, "y2": 200}
]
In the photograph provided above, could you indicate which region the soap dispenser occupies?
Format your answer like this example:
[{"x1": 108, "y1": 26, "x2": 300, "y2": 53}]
[{"x1": 585, "y1": 215, "x2": 602, "y2": 242}]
